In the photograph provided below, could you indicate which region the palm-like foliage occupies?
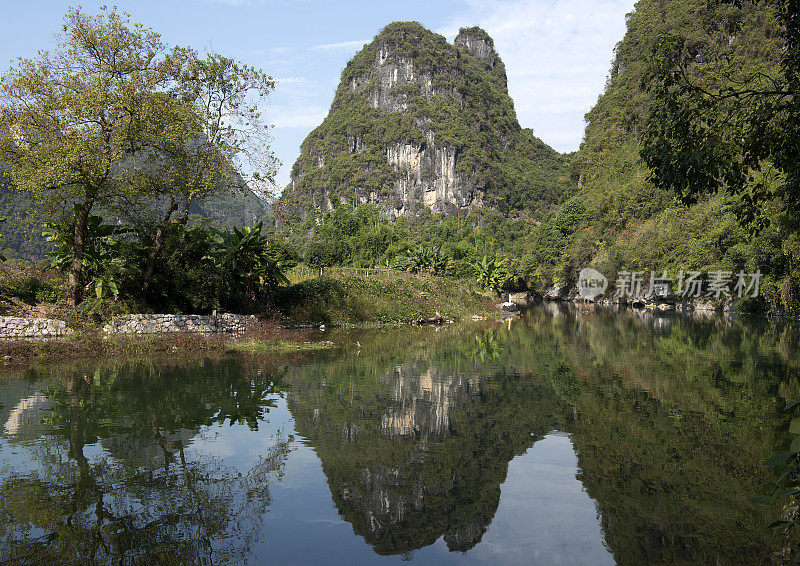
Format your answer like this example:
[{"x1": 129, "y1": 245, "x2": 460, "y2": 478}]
[
  {"x1": 470, "y1": 255, "x2": 511, "y2": 295},
  {"x1": 393, "y1": 244, "x2": 452, "y2": 275},
  {"x1": 210, "y1": 222, "x2": 296, "y2": 294},
  {"x1": 43, "y1": 211, "x2": 129, "y2": 299}
]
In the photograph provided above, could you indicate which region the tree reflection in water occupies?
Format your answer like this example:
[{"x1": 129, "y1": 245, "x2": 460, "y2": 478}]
[
  {"x1": 0, "y1": 305, "x2": 798, "y2": 565},
  {"x1": 0, "y1": 364, "x2": 290, "y2": 564}
]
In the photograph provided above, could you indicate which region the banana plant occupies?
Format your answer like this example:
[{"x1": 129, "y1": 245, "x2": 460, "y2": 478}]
[
  {"x1": 43, "y1": 211, "x2": 129, "y2": 299},
  {"x1": 210, "y1": 222, "x2": 296, "y2": 293},
  {"x1": 470, "y1": 255, "x2": 512, "y2": 295},
  {"x1": 393, "y1": 244, "x2": 452, "y2": 275}
]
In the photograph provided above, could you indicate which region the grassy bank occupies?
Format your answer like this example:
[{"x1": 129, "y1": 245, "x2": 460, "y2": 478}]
[
  {"x1": 274, "y1": 268, "x2": 495, "y2": 325},
  {"x1": 0, "y1": 263, "x2": 498, "y2": 367}
]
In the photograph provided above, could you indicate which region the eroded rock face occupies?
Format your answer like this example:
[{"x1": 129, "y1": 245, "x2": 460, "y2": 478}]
[
  {"x1": 454, "y1": 27, "x2": 497, "y2": 66},
  {"x1": 279, "y1": 22, "x2": 567, "y2": 224},
  {"x1": 384, "y1": 140, "x2": 482, "y2": 219}
]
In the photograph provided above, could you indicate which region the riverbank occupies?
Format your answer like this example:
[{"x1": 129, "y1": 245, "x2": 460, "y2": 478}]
[
  {"x1": 0, "y1": 269, "x2": 500, "y2": 366},
  {"x1": 539, "y1": 283, "x2": 795, "y2": 317},
  {"x1": 274, "y1": 269, "x2": 495, "y2": 325},
  {"x1": 0, "y1": 322, "x2": 330, "y2": 371}
]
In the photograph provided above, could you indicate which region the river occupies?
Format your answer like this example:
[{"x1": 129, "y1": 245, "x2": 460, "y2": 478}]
[{"x1": 1, "y1": 304, "x2": 796, "y2": 564}]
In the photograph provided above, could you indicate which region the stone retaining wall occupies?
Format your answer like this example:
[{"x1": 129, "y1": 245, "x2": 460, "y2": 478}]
[
  {"x1": 102, "y1": 313, "x2": 257, "y2": 334},
  {"x1": 0, "y1": 317, "x2": 73, "y2": 338}
]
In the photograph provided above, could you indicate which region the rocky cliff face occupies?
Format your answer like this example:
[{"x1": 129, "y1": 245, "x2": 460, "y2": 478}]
[{"x1": 279, "y1": 22, "x2": 570, "y2": 223}]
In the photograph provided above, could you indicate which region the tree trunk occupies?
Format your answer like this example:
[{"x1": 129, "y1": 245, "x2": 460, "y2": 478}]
[
  {"x1": 142, "y1": 223, "x2": 167, "y2": 293},
  {"x1": 142, "y1": 196, "x2": 191, "y2": 293},
  {"x1": 69, "y1": 197, "x2": 95, "y2": 305},
  {"x1": 143, "y1": 201, "x2": 178, "y2": 293}
]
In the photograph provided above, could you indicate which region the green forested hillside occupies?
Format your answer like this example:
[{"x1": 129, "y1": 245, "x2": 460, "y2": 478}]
[
  {"x1": 275, "y1": 4, "x2": 795, "y2": 314},
  {"x1": 526, "y1": 0, "x2": 790, "y2": 308}
]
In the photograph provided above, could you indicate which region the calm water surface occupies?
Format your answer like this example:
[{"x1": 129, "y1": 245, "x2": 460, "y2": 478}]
[{"x1": 1, "y1": 304, "x2": 798, "y2": 564}]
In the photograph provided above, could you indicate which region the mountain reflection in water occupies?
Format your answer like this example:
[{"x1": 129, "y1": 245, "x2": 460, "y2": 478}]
[{"x1": 1, "y1": 304, "x2": 796, "y2": 565}]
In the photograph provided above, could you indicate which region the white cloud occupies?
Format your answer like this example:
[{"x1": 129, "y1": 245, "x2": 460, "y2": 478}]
[
  {"x1": 310, "y1": 39, "x2": 368, "y2": 52},
  {"x1": 275, "y1": 76, "x2": 306, "y2": 84},
  {"x1": 441, "y1": 0, "x2": 636, "y2": 152},
  {"x1": 267, "y1": 104, "x2": 328, "y2": 129}
]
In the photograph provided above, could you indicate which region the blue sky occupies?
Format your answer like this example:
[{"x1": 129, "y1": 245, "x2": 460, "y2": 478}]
[{"x1": 0, "y1": 0, "x2": 636, "y2": 193}]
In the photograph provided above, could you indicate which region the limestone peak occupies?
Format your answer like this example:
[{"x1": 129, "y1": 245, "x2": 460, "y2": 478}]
[
  {"x1": 278, "y1": 22, "x2": 569, "y2": 225},
  {"x1": 454, "y1": 27, "x2": 496, "y2": 66}
]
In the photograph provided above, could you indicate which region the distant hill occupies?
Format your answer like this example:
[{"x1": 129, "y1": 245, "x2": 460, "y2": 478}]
[{"x1": 0, "y1": 170, "x2": 269, "y2": 261}]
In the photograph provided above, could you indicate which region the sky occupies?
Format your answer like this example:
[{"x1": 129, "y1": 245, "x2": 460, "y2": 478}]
[{"x1": 0, "y1": 0, "x2": 637, "y2": 193}]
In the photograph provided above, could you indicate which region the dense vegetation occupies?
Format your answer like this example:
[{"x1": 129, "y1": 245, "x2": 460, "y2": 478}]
[
  {"x1": 2, "y1": 1, "x2": 798, "y2": 321},
  {"x1": 0, "y1": 219, "x2": 298, "y2": 325},
  {"x1": 511, "y1": 0, "x2": 795, "y2": 313},
  {"x1": 556, "y1": 0, "x2": 794, "y2": 312}
]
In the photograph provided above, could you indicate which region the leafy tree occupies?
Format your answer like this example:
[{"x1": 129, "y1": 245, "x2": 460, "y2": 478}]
[
  {"x1": 305, "y1": 240, "x2": 338, "y2": 275},
  {"x1": 0, "y1": 7, "x2": 191, "y2": 304},
  {"x1": 0, "y1": 7, "x2": 277, "y2": 304}
]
